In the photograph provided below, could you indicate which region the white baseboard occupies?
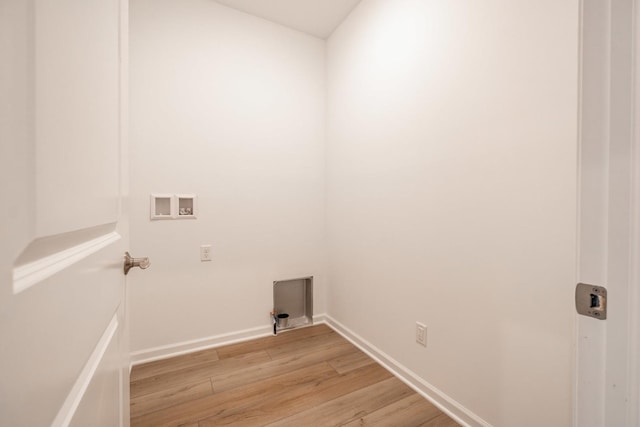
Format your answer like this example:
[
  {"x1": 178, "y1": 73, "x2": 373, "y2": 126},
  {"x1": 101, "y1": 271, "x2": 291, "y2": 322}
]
[
  {"x1": 130, "y1": 324, "x2": 274, "y2": 366},
  {"x1": 321, "y1": 315, "x2": 491, "y2": 427},
  {"x1": 130, "y1": 314, "x2": 328, "y2": 367}
]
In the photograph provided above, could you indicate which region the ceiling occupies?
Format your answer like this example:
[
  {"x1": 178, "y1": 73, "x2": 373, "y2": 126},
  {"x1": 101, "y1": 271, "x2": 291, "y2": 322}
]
[{"x1": 213, "y1": 0, "x2": 362, "y2": 39}]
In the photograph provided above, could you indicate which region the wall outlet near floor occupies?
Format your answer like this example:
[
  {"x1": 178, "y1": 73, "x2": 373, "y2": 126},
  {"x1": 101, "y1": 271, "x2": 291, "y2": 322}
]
[
  {"x1": 200, "y1": 244, "x2": 212, "y2": 261},
  {"x1": 416, "y1": 322, "x2": 427, "y2": 347}
]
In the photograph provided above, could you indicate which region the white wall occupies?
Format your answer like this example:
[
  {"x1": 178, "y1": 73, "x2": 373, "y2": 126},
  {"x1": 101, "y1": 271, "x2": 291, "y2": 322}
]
[
  {"x1": 130, "y1": 0, "x2": 583, "y2": 424},
  {"x1": 325, "y1": 1, "x2": 578, "y2": 426},
  {"x1": 129, "y1": 0, "x2": 326, "y2": 353}
]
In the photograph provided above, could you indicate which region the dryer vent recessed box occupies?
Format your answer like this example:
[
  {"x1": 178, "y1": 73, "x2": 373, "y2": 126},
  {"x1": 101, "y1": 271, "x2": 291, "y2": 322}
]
[{"x1": 273, "y1": 277, "x2": 313, "y2": 330}]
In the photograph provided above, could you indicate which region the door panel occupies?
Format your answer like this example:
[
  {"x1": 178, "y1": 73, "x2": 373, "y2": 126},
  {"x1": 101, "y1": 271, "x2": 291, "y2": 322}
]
[
  {"x1": 0, "y1": 0, "x2": 129, "y2": 426},
  {"x1": 35, "y1": 0, "x2": 121, "y2": 237},
  {"x1": 67, "y1": 314, "x2": 121, "y2": 427}
]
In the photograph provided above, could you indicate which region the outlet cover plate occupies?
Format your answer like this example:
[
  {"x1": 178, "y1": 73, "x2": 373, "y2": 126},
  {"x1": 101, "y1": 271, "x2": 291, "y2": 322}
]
[
  {"x1": 200, "y1": 244, "x2": 212, "y2": 262},
  {"x1": 416, "y1": 322, "x2": 427, "y2": 347}
]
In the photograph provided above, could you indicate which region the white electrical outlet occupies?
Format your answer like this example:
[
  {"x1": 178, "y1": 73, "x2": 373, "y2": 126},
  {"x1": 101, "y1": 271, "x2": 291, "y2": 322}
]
[
  {"x1": 200, "y1": 244, "x2": 212, "y2": 262},
  {"x1": 416, "y1": 322, "x2": 427, "y2": 347}
]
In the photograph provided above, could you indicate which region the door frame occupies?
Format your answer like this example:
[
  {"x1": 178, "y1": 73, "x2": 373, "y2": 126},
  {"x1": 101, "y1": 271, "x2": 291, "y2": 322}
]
[
  {"x1": 118, "y1": 0, "x2": 130, "y2": 425},
  {"x1": 575, "y1": 0, "x2": 639, "y2": 426},
  {"x1": 630, "y1": 0, "x2": 640, "y2": 421}
]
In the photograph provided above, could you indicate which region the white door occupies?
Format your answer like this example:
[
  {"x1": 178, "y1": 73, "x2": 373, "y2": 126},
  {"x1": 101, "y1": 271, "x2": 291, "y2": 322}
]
[
  {"x1": 576, "y1": 0, "x2": 639, "y2": 426},
  {"x1": 0, "y1": 0, "x2": 131, "y2": 426}
]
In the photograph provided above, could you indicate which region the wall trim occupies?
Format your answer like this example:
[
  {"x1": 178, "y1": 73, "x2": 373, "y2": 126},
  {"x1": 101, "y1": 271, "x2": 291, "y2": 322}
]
[
  {"x1": 130, "y1": 314, "x2": 330, "y2": 367},
  {"x1": 322, "y1": 314, "x2": 491, "y2": 427},
  {"x1": 130, "y1": 324, "x2": 274, "y2": 366},
  {"x1": 12, "y1": 231, "x2": 121, "y2": 294},
  {"x1": 51, "y1": 313, "x2": 119, "y2": 427}
]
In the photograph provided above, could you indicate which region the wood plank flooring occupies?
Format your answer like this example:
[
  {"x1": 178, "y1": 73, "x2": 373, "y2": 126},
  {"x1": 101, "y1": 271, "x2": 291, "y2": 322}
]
[{"x1": 130, "y1": 324, "x2": 460, "y2": 427}]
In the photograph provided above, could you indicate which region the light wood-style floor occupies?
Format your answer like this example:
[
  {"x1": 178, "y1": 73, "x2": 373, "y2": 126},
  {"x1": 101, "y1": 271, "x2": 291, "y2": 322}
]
[{"x1": 130, "y1": 324, "x2": 460, "y2": 426}]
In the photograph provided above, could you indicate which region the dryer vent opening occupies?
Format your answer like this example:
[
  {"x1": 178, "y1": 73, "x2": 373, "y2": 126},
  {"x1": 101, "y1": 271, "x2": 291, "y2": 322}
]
[{"x1": 273, "y1": 277, "x2": 313, "y2": 331}]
